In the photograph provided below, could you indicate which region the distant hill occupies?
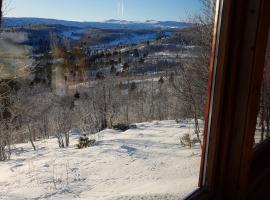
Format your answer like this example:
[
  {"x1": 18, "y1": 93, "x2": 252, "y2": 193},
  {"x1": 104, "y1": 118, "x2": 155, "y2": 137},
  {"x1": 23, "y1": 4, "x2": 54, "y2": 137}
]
[{"x1": 2, "y1": 17, "x2": 192, "y2": 30}]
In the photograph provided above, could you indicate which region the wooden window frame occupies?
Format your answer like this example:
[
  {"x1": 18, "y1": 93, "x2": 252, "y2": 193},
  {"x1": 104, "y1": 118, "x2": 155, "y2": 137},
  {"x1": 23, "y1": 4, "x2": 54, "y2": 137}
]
[{"x1": 187, "y1": 0, "x2": 270, "y2": 199}]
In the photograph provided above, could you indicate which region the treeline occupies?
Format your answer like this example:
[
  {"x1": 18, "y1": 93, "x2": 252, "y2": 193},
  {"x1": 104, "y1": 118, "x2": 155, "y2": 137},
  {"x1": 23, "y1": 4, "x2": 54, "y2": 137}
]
[{"x1": 0, "y1": 74, "x2": 192, "y2": 160}]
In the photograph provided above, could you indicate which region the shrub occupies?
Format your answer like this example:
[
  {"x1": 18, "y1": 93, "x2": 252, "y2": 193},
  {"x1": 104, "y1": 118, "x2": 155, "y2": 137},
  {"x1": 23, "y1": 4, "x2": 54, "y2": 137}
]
[
  {"x1": 95, "y1": 71, "x2": 105, "y2": 80},
  {"x1": 180, "y1": 134, "x2": 192, "y2": 148},
  {"x1": 191, "y1": 137, "x2": 201, "y2": 145},
  {"x1": 112, "y1": 124, "x2": 137, "y2": 131},
  {"x1": 110, "y1": 65, "x2": 116, "y2": 74},
  {"x1": 74, "y1": 92, "x2": 80, "y2": 99},
  {"x1": 129, "y1": 124, "x2": 137, "y2": 129},
  {"x1": 123, "y1": 63, "x2": 129, "y2": 70},
  {"x1": 139, "y1": 58, "x2": 145, "y2": 64},
  {"x1": 76, "y1": 134, "x2": 96, "y2": 149},
  {"x1": 158, "y1": 76, "x2": 164, "y2": 84},
  {"x1": 113, "y1": 123, "x2": 130, "y2": 131},
  {"x1": 180, "y1": 133, "x2": 201, "y2": 148},
  {"x1": 129, "y1": 82, "x2": 137, "y2": 92}
]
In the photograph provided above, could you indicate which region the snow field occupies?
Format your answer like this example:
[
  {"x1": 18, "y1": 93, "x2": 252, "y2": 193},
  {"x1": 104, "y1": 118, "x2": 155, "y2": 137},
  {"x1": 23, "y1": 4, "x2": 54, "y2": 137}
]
[{"x1": 0, "y1": 120, "x2": 201, "y2": 200}]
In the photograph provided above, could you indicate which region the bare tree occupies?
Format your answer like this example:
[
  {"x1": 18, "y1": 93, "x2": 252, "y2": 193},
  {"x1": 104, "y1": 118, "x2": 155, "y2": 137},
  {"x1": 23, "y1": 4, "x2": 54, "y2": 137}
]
[
  {"x1": 0, "y1": 118, "x2": 13, "y2": 161},
  {"x1": 169, "y1": 0, "x2": 216, "y2": 148},
  {"x1": 51, "y1": 97, "x2": 73, "y2": 148},
  {"x1": 72, "y1": 97, "x2": 100, "y2": 134},
  {"x1": 170, "y1": 64, "x2": 203, "y2": 147},
  {"x1": 12, "y1": 83, "x2": 54, "y2": 150},
  {"x1": 1, "y1": 0, "x2": 13, "y2": 27}
]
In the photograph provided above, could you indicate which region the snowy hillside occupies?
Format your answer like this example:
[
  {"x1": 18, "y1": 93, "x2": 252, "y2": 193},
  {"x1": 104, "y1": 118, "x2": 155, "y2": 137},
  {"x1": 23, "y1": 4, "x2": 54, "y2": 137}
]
[
  {"x1": 0, "y1": 120, "x2": 201, "y2": 200},
  {"x1": 3, "y1": 17, "x2": 192, "y2": 30}
]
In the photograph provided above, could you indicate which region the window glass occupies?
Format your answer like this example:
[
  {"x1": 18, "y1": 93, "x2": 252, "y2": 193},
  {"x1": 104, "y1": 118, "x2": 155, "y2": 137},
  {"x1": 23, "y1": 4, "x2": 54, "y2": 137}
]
[
  {"x1": 254, "y1": 28, "x2": 270, "y2": 146},
  {"x1": 0, "y1": 0, "x2": 216, "y2": 199}
]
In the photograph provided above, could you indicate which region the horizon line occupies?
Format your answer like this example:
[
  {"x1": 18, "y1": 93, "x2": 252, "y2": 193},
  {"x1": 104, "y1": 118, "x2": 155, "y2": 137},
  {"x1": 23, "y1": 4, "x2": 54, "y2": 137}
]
[{"x1": 4, "y1": 16, "x2": 190, "y2": 24}]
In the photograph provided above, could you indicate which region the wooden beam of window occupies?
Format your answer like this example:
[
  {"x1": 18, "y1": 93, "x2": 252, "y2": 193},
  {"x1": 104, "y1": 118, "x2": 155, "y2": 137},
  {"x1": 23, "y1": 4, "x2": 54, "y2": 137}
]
[{"x1": 201, "y1": 0, "x2": 270, "y2": 199}]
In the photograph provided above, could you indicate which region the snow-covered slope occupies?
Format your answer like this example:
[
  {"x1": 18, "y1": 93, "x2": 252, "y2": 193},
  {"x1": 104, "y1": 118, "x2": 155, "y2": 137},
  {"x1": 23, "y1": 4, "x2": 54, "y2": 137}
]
[
  {"x1": 0, "y1": 120, "x2": 201, "y2": 200},
  {"x1": 3, "y1": 17, "x2": 192, "y2": 30}
]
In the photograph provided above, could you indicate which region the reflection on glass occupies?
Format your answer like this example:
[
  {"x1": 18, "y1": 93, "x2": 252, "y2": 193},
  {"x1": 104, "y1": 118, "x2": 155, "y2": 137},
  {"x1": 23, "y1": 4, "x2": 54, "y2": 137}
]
[{"x1": 254, "y1": 29, "x2": 270, "y2": 146}]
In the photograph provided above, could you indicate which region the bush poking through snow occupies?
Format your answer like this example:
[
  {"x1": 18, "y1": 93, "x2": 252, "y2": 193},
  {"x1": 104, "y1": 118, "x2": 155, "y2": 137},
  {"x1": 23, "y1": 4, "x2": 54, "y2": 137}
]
[
  {"x1": 180, "y1": 134, "x2": 201, "y2": 148},
  {"x1": 112, "y1": 124, "x2": 137, "y2": 131},
  {"x1": 113, "y1": 123, "x2": 130, "y2": 131},
  {"x1": 180, "y1": 134, "x2": 193, "y2": 148},
  {"x1": 76, "y1": 134, "x2": 96, "y2": 149},
  {"x1": 191, "y1": 137, "x2": 201, "y2": 146}
]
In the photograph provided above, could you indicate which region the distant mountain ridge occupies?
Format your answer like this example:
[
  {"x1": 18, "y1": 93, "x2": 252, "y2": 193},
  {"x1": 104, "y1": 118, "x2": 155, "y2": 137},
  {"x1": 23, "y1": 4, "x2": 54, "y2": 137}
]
[{"x1": 2, "y1": 17, "x2": 192, "y2": 30}]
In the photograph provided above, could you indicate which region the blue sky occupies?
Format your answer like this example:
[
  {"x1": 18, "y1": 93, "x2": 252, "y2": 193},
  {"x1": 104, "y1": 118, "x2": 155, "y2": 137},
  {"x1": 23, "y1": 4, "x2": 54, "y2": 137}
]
[{"x1": 6, "y1": 0, "x2": 201, "y2": 22}]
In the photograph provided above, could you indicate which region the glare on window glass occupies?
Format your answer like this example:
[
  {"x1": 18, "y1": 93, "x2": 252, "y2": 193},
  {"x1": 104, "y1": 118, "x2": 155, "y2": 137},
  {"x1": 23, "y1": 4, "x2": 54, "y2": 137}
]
[{"x1": 0, "y1": 0, "x2": 216, "y2": 199}]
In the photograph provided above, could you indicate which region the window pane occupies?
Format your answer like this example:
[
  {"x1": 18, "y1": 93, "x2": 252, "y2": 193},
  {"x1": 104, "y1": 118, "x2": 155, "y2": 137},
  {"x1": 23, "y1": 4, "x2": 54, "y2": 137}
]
[
  {"x1": 254, "y1": 28, "x2": 270, "y2": 146},
  {"x1": 0, "y1": 0, "x2": 217, "y2": 199}
]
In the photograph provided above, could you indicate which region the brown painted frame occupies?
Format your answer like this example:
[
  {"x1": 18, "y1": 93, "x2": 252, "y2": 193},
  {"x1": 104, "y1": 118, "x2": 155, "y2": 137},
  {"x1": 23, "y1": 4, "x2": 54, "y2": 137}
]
[
  {"x1": 248, "y1": 138, "x2": 270, "y2": 199},
  {"x1": 187, "y1": 0, "x2": 270, "y2": 199}
]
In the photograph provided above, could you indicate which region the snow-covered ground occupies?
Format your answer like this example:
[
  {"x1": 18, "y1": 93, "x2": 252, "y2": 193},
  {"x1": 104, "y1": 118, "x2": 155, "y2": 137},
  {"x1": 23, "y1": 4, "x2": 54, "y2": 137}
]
[
  {"x1": 0, "y1": 120, "x2": 201, "y2": 200},
  {"x1": 87, "y1": 31, "x2": 173, "y2": 51},
  {"x1": 62, "y1": 29, "x2": 88, "y2": 41}
]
